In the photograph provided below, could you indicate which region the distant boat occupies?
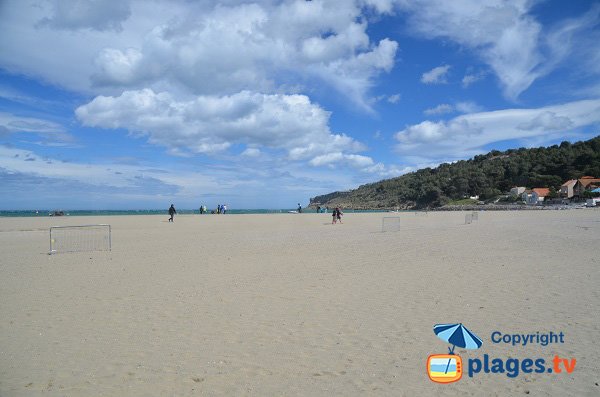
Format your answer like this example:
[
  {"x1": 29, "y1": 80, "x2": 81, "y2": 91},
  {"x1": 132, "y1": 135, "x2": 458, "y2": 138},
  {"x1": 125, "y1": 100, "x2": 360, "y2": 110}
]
[{"x1": 49, "y1": 210, "x2": 65, "y2": 216}]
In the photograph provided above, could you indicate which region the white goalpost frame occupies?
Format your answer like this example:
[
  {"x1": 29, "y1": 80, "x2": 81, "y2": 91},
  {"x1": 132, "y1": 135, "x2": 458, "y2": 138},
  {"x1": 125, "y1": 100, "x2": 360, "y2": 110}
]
[
  {"x1": 465, "y1": 213, "x2": 473, "y2": 224},
  {"x1": 49, "y1": 224, "x2": 112, "y2": 254},
  {"x1": 472, "y1": 211, "x2": 479, "y2": 221},
  {"x1": 381, "y1": 216, "x2": 401, "y2": 232}
]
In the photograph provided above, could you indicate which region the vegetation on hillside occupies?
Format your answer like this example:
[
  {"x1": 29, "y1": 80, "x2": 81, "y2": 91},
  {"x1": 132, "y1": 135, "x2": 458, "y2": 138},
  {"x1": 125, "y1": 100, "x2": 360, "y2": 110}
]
[{"x1": 310, "y1": 136, "x2": 600, "y2": 209}]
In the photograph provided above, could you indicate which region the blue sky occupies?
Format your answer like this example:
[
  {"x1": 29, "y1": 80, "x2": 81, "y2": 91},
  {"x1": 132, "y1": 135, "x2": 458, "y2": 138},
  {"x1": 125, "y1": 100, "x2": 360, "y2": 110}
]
[{"x1": 1, "y1": 0, "x2": 599, "y2": 209}]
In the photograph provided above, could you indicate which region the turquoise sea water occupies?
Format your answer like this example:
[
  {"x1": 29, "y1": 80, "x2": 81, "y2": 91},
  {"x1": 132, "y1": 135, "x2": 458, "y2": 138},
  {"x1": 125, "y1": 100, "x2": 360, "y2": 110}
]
[{"x1": 0, "y1": 209, "x2": 390, "y2": 217}]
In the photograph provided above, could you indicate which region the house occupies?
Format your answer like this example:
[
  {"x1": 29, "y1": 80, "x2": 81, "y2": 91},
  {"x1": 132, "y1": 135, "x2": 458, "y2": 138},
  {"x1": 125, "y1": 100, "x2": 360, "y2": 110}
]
[
  {"x1": 560, "y1": 180, "x2": 577, "y2": 198},
  {"x1": 573, "y1": 176, "x2": 600, "y2": 197},
  {"x1": 510, "y1": 186, "x2": 526, "y2": 196},
  {"x1": 522, "y1": 188, "x2": 550, "y2": 205}
]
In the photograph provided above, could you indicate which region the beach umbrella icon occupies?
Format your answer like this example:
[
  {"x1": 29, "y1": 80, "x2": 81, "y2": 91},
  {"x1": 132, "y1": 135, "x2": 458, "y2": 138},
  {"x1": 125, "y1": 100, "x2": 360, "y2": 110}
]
[
  {"x1": 433, "y1": 323, "x2": 482, "y2": 375},
  {"x1": 433, "y1": 323, "x2": 482, "y2": 354}
]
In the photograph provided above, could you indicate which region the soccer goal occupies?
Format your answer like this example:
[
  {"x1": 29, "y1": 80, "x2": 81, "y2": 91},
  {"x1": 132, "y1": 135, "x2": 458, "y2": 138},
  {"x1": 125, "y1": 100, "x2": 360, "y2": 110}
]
[
  {"x1": 465, "y1": 213, "x2": 473, "y2": 224},
  {"x1": 49, "y1": 224, "x2": 111, "y2": 254},
  {"x1": 472, "y1": 211, "x2": 479, "y2": 221},
  {"x1": 382, "y1": 216, "x2": 401, "y2": 232}
]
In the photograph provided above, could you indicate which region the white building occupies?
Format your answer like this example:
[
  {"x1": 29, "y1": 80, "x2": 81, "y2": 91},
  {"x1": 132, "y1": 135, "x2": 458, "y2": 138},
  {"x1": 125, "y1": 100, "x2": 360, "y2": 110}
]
[{"x1": 510, "y1": 186, "x2": 526, "y2": 196}]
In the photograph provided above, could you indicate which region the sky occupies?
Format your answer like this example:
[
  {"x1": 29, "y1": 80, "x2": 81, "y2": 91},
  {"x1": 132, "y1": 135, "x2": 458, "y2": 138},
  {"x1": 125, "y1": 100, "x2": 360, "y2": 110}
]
[{"x1": 1, "y1": 0, "x2": 599, "y2": 210}]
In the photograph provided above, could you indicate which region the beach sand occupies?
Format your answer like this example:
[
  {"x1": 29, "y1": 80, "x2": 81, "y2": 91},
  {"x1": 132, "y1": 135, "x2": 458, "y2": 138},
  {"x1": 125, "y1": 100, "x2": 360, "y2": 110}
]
[{"x1": 1, "y1": 210, "x2": 599, "y2": 396}]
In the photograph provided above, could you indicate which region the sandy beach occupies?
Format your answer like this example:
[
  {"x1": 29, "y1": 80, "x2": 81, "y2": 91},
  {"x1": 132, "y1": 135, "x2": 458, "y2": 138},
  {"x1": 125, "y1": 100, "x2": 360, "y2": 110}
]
[{"x1": 1, "y1": 210, "x2": 599, "y2": 396}]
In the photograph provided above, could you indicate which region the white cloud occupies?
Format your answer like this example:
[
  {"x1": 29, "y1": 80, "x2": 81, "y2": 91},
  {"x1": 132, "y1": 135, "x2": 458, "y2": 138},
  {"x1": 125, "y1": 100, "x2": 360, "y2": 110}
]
[
  {"x1": 421, "y1": 64, "x2": 450, "y2": 84},
  {"x1": 0, "y1": 144, "x2": 385, "y2": 209},
  {"x1": 307, "y1": 151, "x2": 409, "y2": 179},
  {"x1": 0, "y1": 145, "x2": 136, "y2": 187},
  {"x1": 387, "y1": 93, "x2": 401, "y2": 103},
  {"x1": 92, "y1": 48, "x2": 144, "y2": 86},
  {"x1": 423, "y1": 101, "x2": 482, "y2": 115},
  {"x1": 76, "y1": 89, "x2": 366, "y2": 160},
  {"x1": 400, "y1": 2, "x2": 599, "y2": 100},
  {"x1": 241, "y1": 148, "x2": 261, "y2": 158},
  {"x1": 462, "y1": 71, "x2": 485, "y2": 87},
  {"x1": 0, "y1": 112, "x2": 64, "y2": 134},
  {"x1": 516, "y1": 111, "x2": 573, "y2": 132},
  {"x1": 0, "y1": 1, "x2": 399, "y2": 109},
  {"x1": 454, "y1": 101, "x2": 483, "y2": 114},
  {"x1": 309, "y1": 152, "x2": 373, "y2": 168},
  {"x1": 0, "y1": 112, "x2": 74, "y2": 144},
  {"x1": 398, "y1": 0, "x2": 542, "y2": 99},
  {"x1": 424, "y1": 104, "x2": 453, "y2": 115},
  {"x1": 395, "y1": 99, "x2": 600, "y2": 159}
]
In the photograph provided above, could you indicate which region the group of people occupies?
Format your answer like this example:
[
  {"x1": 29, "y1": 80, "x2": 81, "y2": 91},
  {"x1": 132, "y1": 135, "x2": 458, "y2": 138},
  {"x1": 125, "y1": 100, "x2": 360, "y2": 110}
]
[
  {"x1": 169, "y1": 203, "x2": 342, "y2": 223},
  {"x1": 198, "y1": 204, "x2": 227, "y2": 214},
  {"x1": 168, "y1": 203, "x2": 229, "y2": 221},
  {"x1": 331, "y1": 207, "x2": 343, "y2": 224}
]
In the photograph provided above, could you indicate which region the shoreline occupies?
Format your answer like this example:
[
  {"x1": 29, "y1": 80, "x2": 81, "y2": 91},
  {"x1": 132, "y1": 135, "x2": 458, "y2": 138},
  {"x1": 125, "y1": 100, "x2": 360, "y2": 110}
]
[{"x1": 1, "y1": 204, "x2": 595, "y2": 218}]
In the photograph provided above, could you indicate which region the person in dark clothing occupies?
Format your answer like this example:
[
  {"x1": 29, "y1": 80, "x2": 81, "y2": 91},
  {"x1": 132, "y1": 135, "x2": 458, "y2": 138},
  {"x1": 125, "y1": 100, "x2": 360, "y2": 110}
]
[
  {"x1": 336, "y1": 207, "x2": 343, "y2": 223},
  {"x1": 168, "y1": 204, "x2": 176, "y2": 222},
  {"x1": 297, "y1": 203, "x2": 302, "y2": 213}
]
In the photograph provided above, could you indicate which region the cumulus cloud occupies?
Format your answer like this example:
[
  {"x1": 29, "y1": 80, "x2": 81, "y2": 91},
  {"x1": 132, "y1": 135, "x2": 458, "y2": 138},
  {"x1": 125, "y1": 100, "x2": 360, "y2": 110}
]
[
  {"x1": 395, "y1": 99, "x2": 600, "y2": 159},
  {"x1": 76, "y1": 89, "x2": 366, "y2": 159},
  {"x1": 0, "y1": 1, "x2": 399, "y2": 109},
  {"x1": 421, "y1": 65, "x2": 451, "y2": 84},
  {"x1": 309, "y1": 152, "x2": 373, "y2": 168},
  {"x1": 307, "y1": 151, "x2": 409, "y2": 178}
]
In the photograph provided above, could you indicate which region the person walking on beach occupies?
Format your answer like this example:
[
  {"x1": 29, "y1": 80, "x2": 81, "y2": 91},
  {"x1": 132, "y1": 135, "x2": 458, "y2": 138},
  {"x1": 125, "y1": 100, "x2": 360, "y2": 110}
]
[
  {"x1": 336, "y1": 207, "x2": 343, "y2": 224},
  {"x1": 317, "y1": 206, "x2": 321, "y2": 214},
  {"x1": 332, "y1": 208, "x2": 337, "y2": 224},
  {"x1": 168, "y1": 204, "x2": 176, "y2": 222},
  {"x1": 223, "y1": 204, "x2": 227, "y2": 214},
  {"x1": 297, "y1": 203, "x2": 302, "y2": 213}
]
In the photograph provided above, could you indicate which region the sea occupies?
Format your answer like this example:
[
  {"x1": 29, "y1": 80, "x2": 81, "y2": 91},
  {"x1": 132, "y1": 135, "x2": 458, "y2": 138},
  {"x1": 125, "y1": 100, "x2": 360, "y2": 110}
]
[{"x1": 0, "y1": 209, "x2": 390, "y2": 217}]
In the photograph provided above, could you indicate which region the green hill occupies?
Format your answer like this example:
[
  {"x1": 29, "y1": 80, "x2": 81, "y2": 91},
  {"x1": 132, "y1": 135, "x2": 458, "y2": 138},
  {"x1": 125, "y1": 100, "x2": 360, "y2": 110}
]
[{"x1": 309, "y1": 136, "x2": 600, "y2": 209}]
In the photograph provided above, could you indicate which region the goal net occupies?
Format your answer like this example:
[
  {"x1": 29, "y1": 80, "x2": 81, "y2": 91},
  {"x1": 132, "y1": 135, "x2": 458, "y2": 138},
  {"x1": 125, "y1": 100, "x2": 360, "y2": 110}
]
[
  {"x1": 382, "y1": 216, "x2": 401, "y2": 232},
  {"x1": 50, "y1": 224, "x2": 111, "y2": 254},
  {"x1": 465, "y1": 213, "x2": 473, "y2": 224},
  {"x1": 472, "y1": 211, "x2": 479, "y2": 221}
]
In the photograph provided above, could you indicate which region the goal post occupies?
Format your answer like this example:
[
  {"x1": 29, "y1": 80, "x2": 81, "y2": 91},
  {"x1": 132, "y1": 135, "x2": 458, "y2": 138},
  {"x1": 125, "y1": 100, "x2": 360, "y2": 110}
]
[
  {"x1": 381, "y1": 216, "x2": 401, "y2": 232},
  {"x1": 465, "y1": 213, "x2": 473, "y2": 224},
  {"x1": 49, "y1": 224, "x2": 111, "y2": 254}
]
